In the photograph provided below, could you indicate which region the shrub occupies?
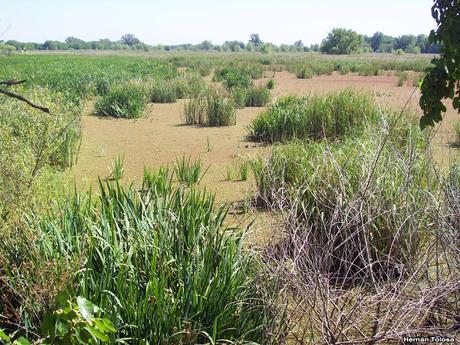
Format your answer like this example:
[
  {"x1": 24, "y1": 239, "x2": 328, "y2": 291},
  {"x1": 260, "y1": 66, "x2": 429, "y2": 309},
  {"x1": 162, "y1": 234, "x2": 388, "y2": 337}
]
[
  {"x1": 207, "y1": 93, "x2": 237, "y2": 126},
  {"x1": 249, "y1": 90, "x2": 378, "y2": 143},
  {"x1": 231, "y1": 87, "x2": 248, "y2": 109},
  {"x1": 183, "y1": 89, "x2": 236, "y2": 127},
  {"x1": 257, "y1": 122, "x2": 431, "y2": 283},
  {"x1": 35, "y1": 172, "x2": 282, "y2": 344},
  {"x1": 214, "y1": 67, "x2": 253, "y2": 89},
  {"x1": 245, "y1": 86, "x2": 271, "y2": 107},
  {"x1": 95, "y1": 84, "x2": 146, "y2": 118},
  {"x1": 266, "y1": 79, "x2": 275, "y2": 89},
  {"x1": 397, "y1": 71, "x2": 409, "y2": 86},
  {"x1": 295, "y1": 66, "x2": 313, "y2": 79},
  {"x1": 149, "y1": 81, "x2": 177, "y2": 103}
]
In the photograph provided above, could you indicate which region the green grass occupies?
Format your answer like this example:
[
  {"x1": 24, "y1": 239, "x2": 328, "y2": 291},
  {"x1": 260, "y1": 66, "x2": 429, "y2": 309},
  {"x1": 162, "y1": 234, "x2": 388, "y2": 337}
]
[
  {"x1": 266, "y1": 79, "x2": 275, "y2": 89},
  {"x1": 174, "y1": 155, "x2": 206, "y2": 185},
  {"x1": 249, "y1": 89, "x2": 378, "y2": 143},
  {"x1": 34, "y1": 171, "x2": 282, "y2": 344},
  {"x1": 149, "y1": 80, "x2": 177, "y2": 103},
  {"x1": 183, "y1": 89, "x2": 236, "y2": 127},
  {"x1": 455, "y1": 120, "x2": 460, "y2": 143},
  {"x1": 95, "y1": 84, "x2": 146, "y2": 118},
  {"x1": 108, "y1": 154, "x2": 125, "y2": 181},
  {"x1": 245, "y1": 86, "x2": 271, "y2": 107}
]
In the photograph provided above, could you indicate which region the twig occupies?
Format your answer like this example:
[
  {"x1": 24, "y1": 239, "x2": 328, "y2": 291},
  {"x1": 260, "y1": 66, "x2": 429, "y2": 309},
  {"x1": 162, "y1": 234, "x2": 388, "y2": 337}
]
[
  {"x1": 0, "y1": 87, "x2": 51, "y2": 114},
  {"x1": 0, "y1": 79, "x2": 27, "y2": 87}
]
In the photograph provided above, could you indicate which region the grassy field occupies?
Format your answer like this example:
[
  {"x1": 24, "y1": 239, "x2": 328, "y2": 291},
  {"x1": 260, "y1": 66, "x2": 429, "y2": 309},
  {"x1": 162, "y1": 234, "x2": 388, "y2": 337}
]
[{"x1": 1, "y1": 52, "x2": 459, "y2": 344}]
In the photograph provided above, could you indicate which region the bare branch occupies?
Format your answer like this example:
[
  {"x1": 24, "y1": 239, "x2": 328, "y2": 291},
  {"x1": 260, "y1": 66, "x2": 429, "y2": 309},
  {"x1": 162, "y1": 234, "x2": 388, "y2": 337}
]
[
  {"x1": 0, "y1": 79, "x2": 27, "y2": 87},
  {"x1": 0, "y1": 87, "x2": 51, "y2": 114}
]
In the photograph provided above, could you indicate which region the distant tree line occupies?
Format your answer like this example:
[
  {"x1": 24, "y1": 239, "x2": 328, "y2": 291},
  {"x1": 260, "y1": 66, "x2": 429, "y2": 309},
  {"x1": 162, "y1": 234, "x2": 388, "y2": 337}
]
[
  {"x1": 320, "y1": 28, "x2": 441, "y2": 55},
  {"x1": 0, "y1": 30, "x2": 441, "y2": 55}
]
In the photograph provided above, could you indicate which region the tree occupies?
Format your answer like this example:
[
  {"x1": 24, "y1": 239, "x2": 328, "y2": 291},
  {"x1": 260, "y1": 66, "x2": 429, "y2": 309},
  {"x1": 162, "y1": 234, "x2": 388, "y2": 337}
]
[
  {"x1": 199, "y1": 40, "x2": 213, "y2": 50},
  {"x1": 120, "y1": 34, "x2": 140, "y2": 47},
  {"x1": 294, "y1": 40, "x2": 304, "y2": 51},
  {"x1": 420, "y1": 0, "x2": 460, "y2": 129},
  {"x1": 320, "y1": 28, "x2": 364, "y2": 55},
  {"x1": 249, "y1": 34, "x2": 262, "y2": 48},
  {"x1": 370, "y1": 32, "x2": 384, "y2": 52}
]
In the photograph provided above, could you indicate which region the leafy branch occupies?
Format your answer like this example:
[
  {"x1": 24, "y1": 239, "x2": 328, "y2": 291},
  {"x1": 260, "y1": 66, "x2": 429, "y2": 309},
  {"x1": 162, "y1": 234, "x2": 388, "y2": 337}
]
[{"x1": 420, "y1": 0, "x2": 460, "y2": 129}]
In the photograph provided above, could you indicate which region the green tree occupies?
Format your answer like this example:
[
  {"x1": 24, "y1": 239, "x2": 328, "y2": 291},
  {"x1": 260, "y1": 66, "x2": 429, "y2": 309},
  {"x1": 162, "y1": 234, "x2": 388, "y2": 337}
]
[
  {"x1": 249, "y1": 34, "x2": 263, "y2": 48},
  {"x1": 370, "y1": 32, "x2": 384, "y2": 52},
  {"x1": 320, "y1": 28, "x2": 364, "y2": 54},
  {"x1": 120, "y1": 33, "x2": 140, "y2": 47},
  {"x1": 420, "y1": 0, "x2": 460, "y2": 128}
]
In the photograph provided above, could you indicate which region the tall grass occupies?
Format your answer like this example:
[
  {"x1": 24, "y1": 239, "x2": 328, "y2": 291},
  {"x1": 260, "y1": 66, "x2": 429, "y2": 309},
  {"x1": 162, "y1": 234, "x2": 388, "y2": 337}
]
[
  {"x1": 257, "y1": 119, "x2": 430, "y2": 283},
  {"x1": 95, "y1": 84, "x2": 146, "y2": 118},
  {"x1": 249, "y1": 89, "x2": 378, "y2": 143},
  {"x1": 149, "y1": 81, "x2": 177, "y2": 103},
  {"x1": 244, "y1": 86, "x2": 271, "y2": 107},
  {"x1": 183, "y1": 89, "x2": 236, "y2": 127},
  {"x1": 174, "y1": 155, "x2": 206, "y2": 185},
  {"x1": 35, "y1": 171, "x2": 283, "y2": 344}
]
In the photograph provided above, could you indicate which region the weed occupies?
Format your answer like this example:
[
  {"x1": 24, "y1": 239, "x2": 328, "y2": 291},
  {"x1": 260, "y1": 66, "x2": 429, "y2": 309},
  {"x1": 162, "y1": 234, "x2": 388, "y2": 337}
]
[
  {"x1": 266, "y1": 79, "x2": 275, "y2": 89},
  {"x1": 249, "y1": 90, "x2": 377, "y2": 143},
  {"x1": 95, "y1": 84, "x2": 146, "y2": 118},
  {"x1": 174, "y1": 155, "x2": 206, "y2": 185}
]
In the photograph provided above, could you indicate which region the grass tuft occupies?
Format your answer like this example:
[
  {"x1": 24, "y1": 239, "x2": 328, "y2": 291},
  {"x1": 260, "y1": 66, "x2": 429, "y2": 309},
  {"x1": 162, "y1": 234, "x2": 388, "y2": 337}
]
[{"x1": 95, "y1": 84, "x2": 146, "y2": 118}]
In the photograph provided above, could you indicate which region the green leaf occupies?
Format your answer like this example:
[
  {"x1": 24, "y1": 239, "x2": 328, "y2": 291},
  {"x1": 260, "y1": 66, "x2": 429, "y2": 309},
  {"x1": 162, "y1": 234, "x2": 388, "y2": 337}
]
[
  {"x1": 55, "y1": 319, "x2": 69, "y2": 336},
  {"x1": 84, "y1": 325, "x2": 109, "y2": 342},
  {"x1": 77, "y1": 296, "x2": 96, "y2": 321},
  {"x1": 12, "y1": 337, "x2": 31, "y2": 345},
  {"x1": 0, "y1": 329, "x2": 11, "y2": 341}
]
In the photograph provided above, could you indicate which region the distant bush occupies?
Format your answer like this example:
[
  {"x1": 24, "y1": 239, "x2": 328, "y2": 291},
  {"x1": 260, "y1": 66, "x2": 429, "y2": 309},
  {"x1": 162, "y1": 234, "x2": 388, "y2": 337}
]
[
  {"x1": 95, "y1": 84, "x2": 146, "y2": 118},
  {"x1": 149, "y1": 81, "x2": 177, "y2": 103},
  {"x1": 245, "y1": 86, "x2": 271, "y2": 107},
  {"x1": 397, "y1": 71, "x2": 410, "y2": 86},
  {"x1": 231, "y1": 86, "x2": 271, "y2": 108},
  {"x1": 231, "y1": 87, "x2": 248, "y2": 109},
  {"x1": 183, "y1": 89, "x2": 236, "y2": 126},
  {"x1": 249, "y1": 90, "x2": 377, "y2": 143},
  {"x1": 266, "y1": 79, "x2": 275, "y2": 89}
]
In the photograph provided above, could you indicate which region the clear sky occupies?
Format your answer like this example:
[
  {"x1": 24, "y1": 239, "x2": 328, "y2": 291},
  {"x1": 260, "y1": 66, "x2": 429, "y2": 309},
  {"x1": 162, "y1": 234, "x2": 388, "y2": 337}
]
[{"x1": 0, "y1": 0, "x2": 435, "y2": 45}]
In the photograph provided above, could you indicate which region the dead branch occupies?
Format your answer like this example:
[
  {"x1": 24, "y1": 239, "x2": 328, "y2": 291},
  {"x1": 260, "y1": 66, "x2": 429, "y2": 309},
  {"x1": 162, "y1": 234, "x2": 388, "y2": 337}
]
[
  {"x1": 0, "y1": 87, "x2": 51, "y2": 114},
  {"x1": 0, "y1": 79, "x2": 27, "y2": 87}
]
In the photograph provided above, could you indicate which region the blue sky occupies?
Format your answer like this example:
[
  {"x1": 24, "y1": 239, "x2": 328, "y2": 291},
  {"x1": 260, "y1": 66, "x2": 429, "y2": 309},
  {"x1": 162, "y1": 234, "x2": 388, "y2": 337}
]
[{"x1": 0, "y1": 0, "x2": 435, "y2": 45}]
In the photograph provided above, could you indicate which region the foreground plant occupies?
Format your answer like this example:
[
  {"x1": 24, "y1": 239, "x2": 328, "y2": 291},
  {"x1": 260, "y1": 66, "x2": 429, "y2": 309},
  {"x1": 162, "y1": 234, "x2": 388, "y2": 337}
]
[
  {"x1": 256, "y1": 116, "x2": 459, "y2": 343},
  {"x1": 34, "y1": 170, "x2": 284, "y2": 344}
]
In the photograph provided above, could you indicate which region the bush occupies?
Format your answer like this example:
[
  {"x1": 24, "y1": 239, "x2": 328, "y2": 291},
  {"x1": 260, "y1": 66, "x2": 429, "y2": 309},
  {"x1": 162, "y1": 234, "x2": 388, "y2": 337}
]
[
  {"x1": 34, "y1": 172, "x2": 282, "y2": 344},
  {"x1": 213, "y1": 67, "x2": 253, "y2": 89},
  {"x1": 266, "y1": 79, "x2": 275, "y2": 89},
  {"x1": 183, "y1": 89, "x2": 236, "y2": 127},
  {"x1": 95, "y1": 84, "x2": 146, "y2": 118},
  {"x1": 231, "y1": 87, "x2": 248, "y2": 109},
  {"x1": 257, "y1": 122, "x2": 431, "y2": 283},
  {"x1": 149, "y1": 81, "x2": 177, "y2": 103},
  {"x1": 249, "y1": 90, "x2": 378, "y2": 143},
  {"x1": 245, "y1": 86, "x2": 271, "y2": 107}
]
